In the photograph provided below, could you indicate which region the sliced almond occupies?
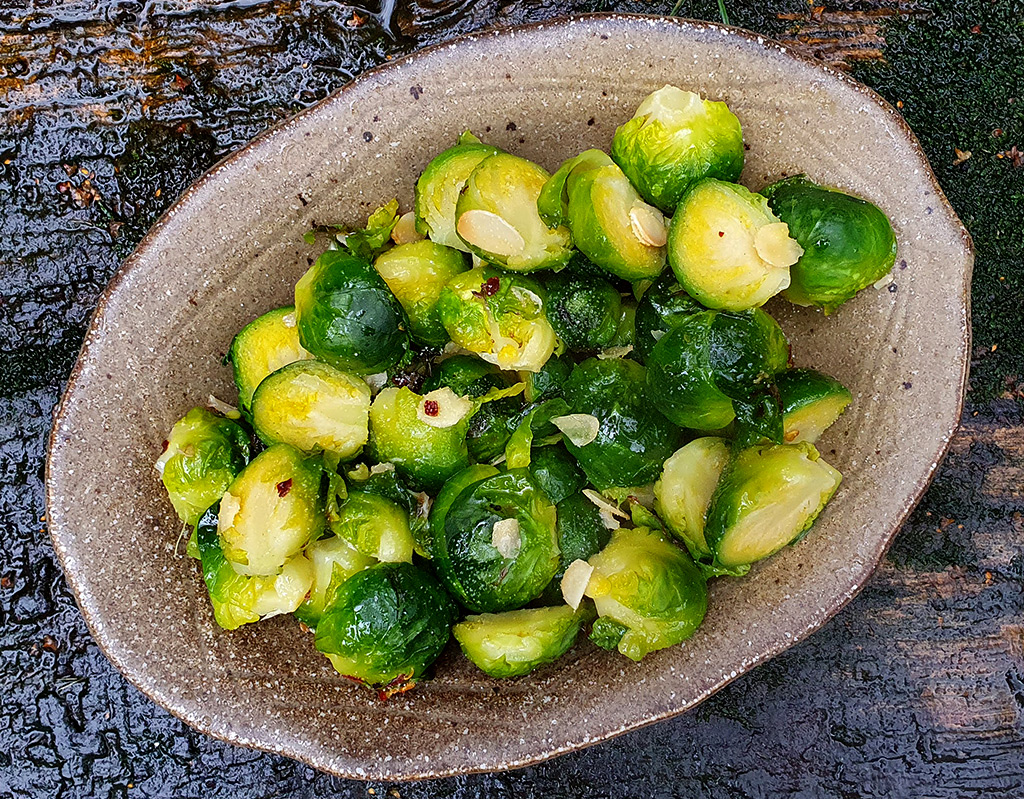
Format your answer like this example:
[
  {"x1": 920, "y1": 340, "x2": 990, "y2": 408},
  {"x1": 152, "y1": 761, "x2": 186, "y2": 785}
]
[
  {"x1": 754, "y1": 222, "x2": 804, "y2": 268},
  {"x1": 416, "y1": 386, "x2": 474, "y2": 428},
  {"x1": 391, "y1": 211, "x2": 424, "y2": 245},
  {"x1": 561, "y1": 559, "x2": 594, "y2": 610},
  {"x1": 629, "y1": 203, "x2": 668, "y2": 248},
  {"x1": 553, "y1": 414, "x2": 601, "y2": 447},
  {"x1": 457, "y1": 210, "x2": 526, "y2": 257},
  {"x1": 491, "y1": 518, "x2": 522, "y2": 559}
]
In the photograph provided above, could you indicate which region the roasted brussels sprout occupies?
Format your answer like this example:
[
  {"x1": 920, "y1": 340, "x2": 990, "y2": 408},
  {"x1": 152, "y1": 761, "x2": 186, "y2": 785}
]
[
  {"x1": 528, "y1": 445, "x2": 586, "y2": 505},
  {"x1": 293, "y1": 534, "x2": 376, "y2": 629},
  {"x1": 582, "y1": 526, "x2": 707, "y2": 661},
  {"x1": 195, "y1": 504, "x2": 314, "y2": 630},
  {"x1": 455, "y1": 152, "x2": 572, "y2": 271},
  {"x1": 228, "y1": 306, "x2": 312, "y2": 412},
  {"x1": 762, "y1": 176, "x2": 897, "y2": 313},
  {"x1": 776, "y1": 368, "x2": 852, "y2": 444},
  {"x1": 156, "y1": 407, "x2": 250, "y2": 527},
  {"x1": 561, "y1": 358, "x2": 679, "y2": 490},
  {"x1": 433, "y1": 469, "x2": 559, "y2": 613},
  {"x1": 373, "y1": 240, "x2": 469, "y2": 347},
  {"x1": 331, "y1": 490, "x2": 414, "y2": 564},
  {"x1": 437, "y1": 267, "x2": 557, "y2": 372},
  {"x1": 520, "y1": 355, "x2": 572, "y2": 403},
  {"x1": 546, "y1": 271, "x2": 623, "y2": 351},
  {"x1": 415, "y1": 132, "x2": 501, "y2": 252},
  {"x1": 704, "y1": 442, "x2": 842, "y2": 570},
  {"x1": 668, "y1": 179, "x2": 804, "y2": 311},
  {"x1": 294, "y1": 249, "x2": 410, "y2": 374},
  {"x1": 611, "y1": 86, "x2": 745, "y2": 213},
  {"x1": 453, "y1": 605, "x2": 587, "y2": 678},
  {"x1": 250, "y1": 361, "x2": 370, "y2": 463},
  {"x1": 653, "y1": 437, "x2": 730, "y2": 557},
  {"x1": 633, "y1": 271, "x2": 704, "y2": 363},
  {"x1": 217, "y1": 443, "x2": 324, "y2": 576},
  {"x1": 314, "y1": 562, "x2": 457, "y2": 692}
]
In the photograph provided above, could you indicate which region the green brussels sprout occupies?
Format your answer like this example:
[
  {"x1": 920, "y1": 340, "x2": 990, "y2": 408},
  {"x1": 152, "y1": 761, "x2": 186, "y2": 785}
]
[
  {"x1": 589, "y1": 616, "x2": 629, "y2": 651},
  {"x1": 528, "y1": 445, "x2": 586, "y2": 505},
  {"x1": 349, "y1": 464, "x2": 432, "y2": 558},
  {"x1": 433, "y1": 469, "x2": 559, "y2": 613},
  {"x1": 583, "y1": 526, "x2": 707, "y2": 661},
  {"x1": 195, "y1": 504, "x2": 314, "y2": 631},
  {"x1": 331, "y1": 490, "x2": 415, "y2": 564},
  {"x1": 609, "y1": 299, "x2": 637, "y2": 348},
  {"x1": 453, "y1": 605, "x2": 588, "y2": 678},
  {"x1": 455, "y1": 152, "x2": 572, "y2": 272},
  {"x1": 777, "y1": 368, "x2": 852, "y2": 445},
  {"x1": 217, "y1": 443, "x2": 324, "y2": 576},
  {"x1": 294, "y1": 249, "x2": 410, "y2": 374},
  {"x1": 762, "y1": 176, "x2": 898, "y2": 313},
  {"x1": 156, "y1": 407, "x2": 250, "y2": 526},
  {"x1": 293, "y1": 534, "x2": 376, "y2": 629},
  {"x1": 423, "y1": 354, "x2": 505, "y2": 397},
  {"x1": 314, "y1": 562, "x2": 457, "y2": 692},
  {"x1": 519, "y1": 355, "x2": 572, "y2": 403},
  {"x1": 704, "y1": 442, "x2": 842, "y2": 570},
  {"x1": 373, "y1": 240, "x2": 469, "y2": 347},
  {"x1": 228, "y1": 306, "x2": 313, "y2": 412},
  {"x1": 610, "y1": 85, "x2": 745, "y2": 213},
  {"x1": 732, "y1": 387, "x2": 785, "y2": 449},
  {"x1": 545, "y1": 271, "x2": 623, "y2": 351},
  {"x1": 668, "y1": 179, "x2": 805, "y2": 311},
  {"x1": 562, "y1": 358, "x2": 679, "y2": 490},
  {"x1": 428, "y1": 464, "x2": 500, "y2": 553},
  {"x1": 539, "y1": 491, "x2": 612, "y2": 604},
  {"x1": 368, "y1": 386, "x2": 472, "y2": 491},
  {"x1": 415, "y1": 133, "x2": 501, "y2": 252},
  {"x1": 653, "y1": 437, "x2": 730, "y2": 557},
  {"x1": 645, "y1": 308, "x2": 789, "y2": 430},
  {"x1": 250, "y1": 361, "x2": 370, "y2": 464},
  {"x1": 634, "y1": 271, "x2": 704, "y2": 363},
  {"x1": 437, "y1": 267, "x2": 557, "y2": 372}
]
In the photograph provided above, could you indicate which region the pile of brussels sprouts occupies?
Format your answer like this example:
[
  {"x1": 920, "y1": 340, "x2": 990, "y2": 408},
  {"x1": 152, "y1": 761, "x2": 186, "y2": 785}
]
[{"x1": 156, "y1": 85, "x2": 897, "y2": 697}]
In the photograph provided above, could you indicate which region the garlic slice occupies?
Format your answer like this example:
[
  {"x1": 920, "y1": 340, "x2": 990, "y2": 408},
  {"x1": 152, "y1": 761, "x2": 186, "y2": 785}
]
[
  {"x1": 552, "y1": 414, "x2": 601, "y2": 447},
  {"x1": 416, "y1": 387, "x2": 474, "y2": 428},
  {"x1": 491, "y1": 518, "x2": 522, "y2": 559},
  {"x1": 561, "y1": 559, "x2": 594, "y2": 610}
]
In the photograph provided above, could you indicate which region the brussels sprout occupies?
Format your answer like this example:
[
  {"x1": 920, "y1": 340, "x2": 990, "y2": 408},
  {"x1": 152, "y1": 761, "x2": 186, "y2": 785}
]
[
  {"x1": 528, "y1": 445, "x2": 586, "y2": 505},
  {"x1": 453, "y1": 605, "x2": 587, "y2": 678},
  {"x1": 331, "y1": 490, "x2": 414, "y2": 564},
  {"x1": 368, "y1": 386, "x2": 472, "y2": 490},
  {"x1": 433, "y1": 469, "x2": 559, "y2": 613},
  {"x1": 373, "y1": 241, "x2": 469, "y2": 347},
  {"x1": 195, "y1": 504, "x2": 314, "y2": 630},
  {"x1": 610, "y1": 299, "x2": 636, "y2": 348},
  {"x1": 589, "y1": 616, "x2": 629, "y2": 651},
  {"x1": 776, "y1": 368, "x2": 852, "y2": 444},
  {"x1": 250, "y1": 361, "x2": 370, "y2": 464},
  {"x1": 645, "y1": 308, "x2": 789, "y2": 430},
  {"x1": 704, "y1": 442, "x2": 842, "y2": 570},
  {"x1": 668, "y1": 179, "x2": 804, "y2": 311},
  {"x1": 762, "y1": 176, "x2": 898, "y2": 313},
  {"x1": 539, "y1": 490, "x2": 612, "y2": 604},
  {"x1": 562, "y1": 358, "x2": 679, "y2": 490},
  {"x1": 437, "y1": 267, "x2": 557, "y2": 372},
  {"x1": 294, "y1": 249, "x2": 410, "y2": 374},
  {"x1": 611, "y1": 86, "x2": 745, "y2": 213},
  {"x1": 428, "y1": 464, "x2": 500, "y2": 551},
  {"x1": 732, "y1": 388, "x2": 785, "y2": 449},
  {"x1": 156, "y1": 407, "x2": 250, "y2": 526},
  {"x1": 546, "y1": 271, "x2": 623, "y2": 351},
  {"x1": 314, "y1": 562, "x2": 457, "y2": 692},
  {"x1": 536, "y1": 149, "x2": 613, "y2": 228},
  {"x1": 423, "y1": 354, "x2": 504, "y2": 397},
  {"x1": 653, "y1": 437, "x2": 730, "y2": 557},
  {"x1": 293, "y1": 534, "x2": 377, "y2": 629},
  {"x1": 228, "y1": 306, "x2": 313, "y2": 412},
  {"x1": 519, "y1": 355, "x2": 572, "y2": 403},
  {"x1": 634, "y1": 271, "x2": 704, "y2": 363},
  {"x1": 415, "y1": 134, "x2": 501, "y2": 252},
  {"x1": 583, "y1": 526, "x2": 707, "y2": 661},
  {"x1": 217, "y1": 443, "x2": 324, "y2": 576},
  {"x1": 455, "y1": 152, "x2": 572, "y2": 272}
]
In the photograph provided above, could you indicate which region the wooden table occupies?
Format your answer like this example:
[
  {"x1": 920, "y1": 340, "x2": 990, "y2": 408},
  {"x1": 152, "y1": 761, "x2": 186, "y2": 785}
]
[{"x1": 1, "y1": 1, "x2": 1021, "y2": 796}]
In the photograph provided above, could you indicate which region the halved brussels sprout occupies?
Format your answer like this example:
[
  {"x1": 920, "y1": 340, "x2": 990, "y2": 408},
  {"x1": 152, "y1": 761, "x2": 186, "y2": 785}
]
[
  {"x1": 331, "y1": 490, "x2": 414, "y2": 564},
  {"x1": 520, "y1": 355, "x2": 572, "y2": 403},
  {"x1": 633, "y1": 271, "x2": 704, "y2": 363},
  {"x1": 433, "y1": 469, "x2": 559, "y2": 613},
  {"x1": 668, "y1": 179, "x2": 804, "y2": 311},
  {"x1": 373, "y1": 240, "x2": 469, "y2": 347},
  {"x1": 156, "y1": 407, "x2": 250, "y2": 527},
  {"x1": 583, "y1": 526, "x2": 707, "y2": 661},
  {"x1": 293, "y1": 534, "x2": 377, "y2": 629},
  {"x1": 762, "y1": 176, "x2": 897, "y2": 313},
  {"x1": 653, "y1": 437, "x2": 730, "y2": 557},
  {"x1": 528, "y1": 445, "x2": 586, "y2": 506},
  {"x1": 704, "y1": 442, "x2": 842, "y2": 570},
  {"x1": 536, "y1": 149, "x2": 612, "y2": 228},
  {"x1": 250, "y1": 361, "x2": 370, "y2": 463},
  {"x1": 453, "y1": 605, "x2": 588, "y2": 678},
  {"x1": 455, "y1": 152, "x2": 572, "y2": 272},
  {"x1": 228, "y1": 306, "x2": 312, "y2": 412},
  {"x1": 415, "y1": 133, "x2": 501, "y2": 251},
  {"x1": 217, "y1": 443, "x2": 324, "y2": 576},
  {"x1": 611, "y1": 86, "x2": 745, "y2": 213},
  {"x1": 776, "y1": 368, "x2": 852, "y2": 444},
  {"x1": 314, "y1": 562, "x2": 457, "y2": 692},
  {"x1": 562, "y1": 358, "x2": 679, "y2": 490},
  {"x1": 546, "y1": 271, "x2": 623, "y2": 351},
  {"x1": 437, "y1": 267, "x2": 557, "y2": 372},
  {"x1": 294, "y1": 249, "x2": 410, "y2": 374},
  {"x1": 195, "y1": 504, "x2": 314, "y2": 630}
]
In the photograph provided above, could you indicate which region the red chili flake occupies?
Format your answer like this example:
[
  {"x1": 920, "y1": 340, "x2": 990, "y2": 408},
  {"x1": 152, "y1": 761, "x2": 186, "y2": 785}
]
[
  {"x1": 718, "y1": 231, "x2": 725, "y2": 237},
  {"x1": 423, "y1": 399, "x2": 440, "y2": 417},
  {"x1": 473, "y1": 276, "x2": 501, "y2": 299},
  {"x1": 276, "y1": 479, "x2": 293, "y2": 497},
  {"x1": 993, "y1": 128, "x2": 1005, "y2": 137},
  {"x1": 970, "y1": 24, "x2": 981, "y2": 34},
  {"x1": 41, "y1": 636, "x2": 59, "y2": 653}
]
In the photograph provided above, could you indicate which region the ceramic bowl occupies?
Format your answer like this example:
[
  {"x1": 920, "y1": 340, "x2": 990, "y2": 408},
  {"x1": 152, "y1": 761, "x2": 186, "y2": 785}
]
[{"x1": 46, "y1": 14, "x2": 972, "y2": 780}]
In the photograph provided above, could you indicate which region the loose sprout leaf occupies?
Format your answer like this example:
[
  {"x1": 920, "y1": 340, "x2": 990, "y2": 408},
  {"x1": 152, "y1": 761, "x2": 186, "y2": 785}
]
[
  {"x1": 582, "y1": 489, "x2": 628, "y2": 519},
  {"x1": 504, "y1": 398, "x2": 571, "y2": 469},
  {"x1": 341, "y1": 198, "x2": 401, "y2": 261}
]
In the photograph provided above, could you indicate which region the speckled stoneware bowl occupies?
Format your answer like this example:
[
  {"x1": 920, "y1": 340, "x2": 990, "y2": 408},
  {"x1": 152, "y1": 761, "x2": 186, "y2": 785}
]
[{"x1": 46, "y1": 14, "x2": 973, "y2": 780}]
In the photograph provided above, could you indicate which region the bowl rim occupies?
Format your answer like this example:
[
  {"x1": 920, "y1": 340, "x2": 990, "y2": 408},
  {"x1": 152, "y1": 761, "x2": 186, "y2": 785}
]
[{"x1": 46, "y1": 12, "x2": 974, "y2": 781}]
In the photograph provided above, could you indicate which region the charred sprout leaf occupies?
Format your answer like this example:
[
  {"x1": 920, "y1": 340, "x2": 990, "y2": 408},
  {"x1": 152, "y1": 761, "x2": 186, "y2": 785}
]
[
  {"x1": 228, "y1": 306, "x2": 313, "y2": 413},
  {"x1": 546, "y1": 271, "x2": 623, "y2": 352},
  {"x1": 331, "y1": 490, "x2": 415, "y2": 564},
  {"x1": 654, "y1": 437, "x2": 730, "y2": 558},
  {"x1": 776, "y1": 367, "x2": 853, "y2": 444},
  {"x1": 293, "y1": 535, "x2": 377, "y2": 629}
]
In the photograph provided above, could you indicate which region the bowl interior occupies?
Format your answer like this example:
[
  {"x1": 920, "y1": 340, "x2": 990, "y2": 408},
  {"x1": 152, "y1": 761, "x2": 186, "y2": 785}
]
[{"x1": 46, "y1": 14, "x2": 971, "y2": 780}]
